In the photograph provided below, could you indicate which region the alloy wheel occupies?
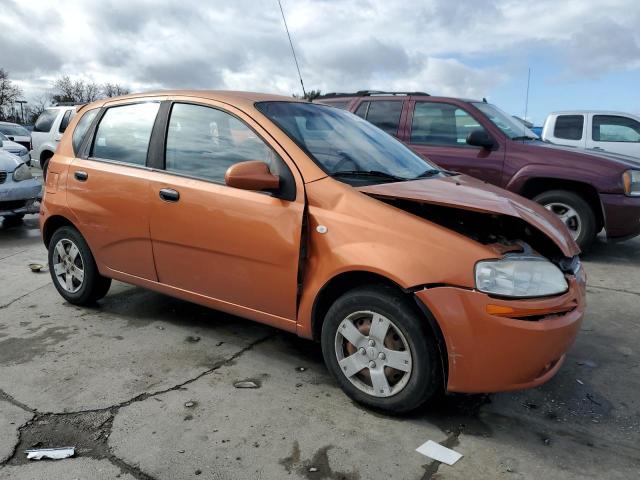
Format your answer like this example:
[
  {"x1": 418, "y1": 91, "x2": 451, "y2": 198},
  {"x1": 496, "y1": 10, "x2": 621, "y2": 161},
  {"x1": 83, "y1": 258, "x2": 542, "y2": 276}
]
[
  {"x1": 334, "y1": 310, "x2": 413, "y2": 398},
  {"x1": 52, "y1": 238, "x2": 85, "y2": 293},
  {"x1": 545, "y1": 202, "x2": 582, "y2": 240}
]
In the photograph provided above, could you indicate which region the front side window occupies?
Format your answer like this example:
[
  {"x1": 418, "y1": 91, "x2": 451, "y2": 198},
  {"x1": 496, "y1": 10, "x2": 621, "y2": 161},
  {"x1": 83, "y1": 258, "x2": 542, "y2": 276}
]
[
  {"x1": 33, "y1": 109, "x2": 58, "y2": 133},
  {"x1": 553, "y1": 115, "x2": 584, "y2": 141},
  {"x1": 72, "y1": 108, "x2": 99, "y2": 155},
  {"x1": 92, "y1": 102, "x2": 160, "y2": 165},
  {"x1": 165, "y1": 103, "x2": 276, "y2": 183},
  {"x1": 472, "y1": 102, "x2": 538, "y2": 140},
  {"x1": 411, "y1": 102, "x2": 484, "y2": 146},
  {"x1": 364, "y1": 101, "x2": 403, "y2": 136},
  {"x1": 592, "y1": 115, "x2": 640, "y2": 143},
  {"x1": 255, "y1": 101, "x2": 439, "y2": 184}
]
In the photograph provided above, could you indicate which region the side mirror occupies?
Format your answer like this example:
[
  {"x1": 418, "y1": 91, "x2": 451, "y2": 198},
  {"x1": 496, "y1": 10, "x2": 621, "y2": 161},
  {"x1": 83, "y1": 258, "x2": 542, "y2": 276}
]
[
  {"x1": 225, "y1": 161, "x2": 279, "y2": 192},
  {"x1": 466, "y1": 129, "x2": 496, "y2": 149}
]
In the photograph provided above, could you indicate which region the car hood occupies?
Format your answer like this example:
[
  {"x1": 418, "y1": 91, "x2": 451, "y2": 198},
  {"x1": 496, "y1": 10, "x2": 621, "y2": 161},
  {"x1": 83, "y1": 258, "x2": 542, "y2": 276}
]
[
  {"x1": 0, "y1": 149, "x2": 21, "y2": 172},
  {"x1": 1, "y1": 139, "x2": 26, "y2": 152},
  {"x1": 357, "y1": 174, "x2": 580, "y2": 257},
  {"x1": 525, "y1": 139, "x2": 640, "y2": 169}
]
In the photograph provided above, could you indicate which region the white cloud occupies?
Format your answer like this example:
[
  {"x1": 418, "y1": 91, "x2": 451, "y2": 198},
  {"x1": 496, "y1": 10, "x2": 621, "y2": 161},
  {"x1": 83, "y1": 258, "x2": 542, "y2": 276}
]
[{"x1": 0, "y1": 0, "x2": 638, "y2": 103}]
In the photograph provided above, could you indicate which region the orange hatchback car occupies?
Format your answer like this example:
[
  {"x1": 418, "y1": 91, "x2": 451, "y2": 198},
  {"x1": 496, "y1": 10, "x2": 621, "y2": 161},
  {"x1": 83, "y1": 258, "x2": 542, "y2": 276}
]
[{"x1": 41, "y1": 91, "x2": 586, "y2": 412}]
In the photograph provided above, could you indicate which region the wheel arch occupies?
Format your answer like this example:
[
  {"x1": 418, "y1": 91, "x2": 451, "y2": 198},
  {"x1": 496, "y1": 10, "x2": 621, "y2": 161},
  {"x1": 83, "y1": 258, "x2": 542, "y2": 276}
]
[
  {"x1": 42, "y1": 215, "x2": 78, "y2": 248},
  {"x1": 310, "y1": 270, "x2": 449, "y2": 386},
  {"x1": 519, "y1": 177, "x2": 605, "y2": 233}
]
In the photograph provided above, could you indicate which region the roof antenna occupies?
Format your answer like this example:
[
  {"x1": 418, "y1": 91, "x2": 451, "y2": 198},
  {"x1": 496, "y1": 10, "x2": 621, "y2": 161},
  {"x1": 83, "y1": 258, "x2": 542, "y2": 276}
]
[
  {"x1": 277, "y1": 0, "x2": 307, "y2": 98},
  {"x1": 523, "y1": 67, "x2": 531, "y2": 139}
]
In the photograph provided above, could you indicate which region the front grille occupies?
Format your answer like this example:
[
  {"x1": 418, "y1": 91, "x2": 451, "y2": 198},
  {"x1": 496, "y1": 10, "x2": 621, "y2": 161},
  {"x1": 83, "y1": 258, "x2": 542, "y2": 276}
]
[
  {"x1": 0, "y1": 171, "x2": 6, "y2": 184},
  {"x1": 0, "y1": 200, "x2": 26, "y2": 210}
]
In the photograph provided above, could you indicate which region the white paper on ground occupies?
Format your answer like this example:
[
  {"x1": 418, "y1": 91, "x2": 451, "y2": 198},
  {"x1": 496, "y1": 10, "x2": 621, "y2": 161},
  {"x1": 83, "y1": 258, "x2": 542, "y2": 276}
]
[
  {"x1": 415, "y1": 440, "x2": 463, "y2": 465},
  {"x1": 26, "y1": 447, "x2": 75, "y2": 460}
]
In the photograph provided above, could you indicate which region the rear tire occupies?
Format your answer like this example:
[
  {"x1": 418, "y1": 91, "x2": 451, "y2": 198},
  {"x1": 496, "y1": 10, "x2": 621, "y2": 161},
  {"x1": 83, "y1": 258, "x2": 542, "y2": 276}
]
[
  {"x1": 321, "y1": 284, "x2": 442, "y2": 413},
  {"x1": 41, "y1": 154, "x2": 53, "y2": 180},
  {"x1": 534, "y1": 190, "x2": 596, "y2": 252},
  {"x1": 48, "y1": 226, "x2": 111, "y2": 305}
]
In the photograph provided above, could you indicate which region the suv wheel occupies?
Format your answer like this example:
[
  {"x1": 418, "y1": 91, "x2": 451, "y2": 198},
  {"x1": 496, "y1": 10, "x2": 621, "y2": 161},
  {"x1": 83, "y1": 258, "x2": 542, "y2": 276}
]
[
  {"x1": 48, "y1": 226, "x2": 111, "y2": 305},
  {"x1": 321, "y1": 285, "x2": 442, "y2": 413},
  {"x1": 533, "y1": 190, "x2": 596, "y2": 252}
]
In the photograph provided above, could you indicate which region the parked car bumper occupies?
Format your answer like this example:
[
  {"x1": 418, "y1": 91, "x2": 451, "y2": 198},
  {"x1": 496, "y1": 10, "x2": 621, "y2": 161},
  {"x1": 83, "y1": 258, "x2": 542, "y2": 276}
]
[
  {"x1": 414, "y1": 275, "x2": 585, "y2": 393},
  {"x1": 0, "y1": 177, "x2": 42, "y2": 216},
  {"x1": 29, "y1": 150, "x2": 40, "y2": 169},
  {"x1": 601, "y1": 193, "x2": 640, "y2": 239}
]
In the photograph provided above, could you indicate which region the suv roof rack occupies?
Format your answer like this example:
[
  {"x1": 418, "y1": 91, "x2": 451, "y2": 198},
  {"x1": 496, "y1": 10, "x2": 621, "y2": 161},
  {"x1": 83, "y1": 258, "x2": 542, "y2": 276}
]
[{"x1": 318, "y1": 90, "x2": 430, "y2": 99}]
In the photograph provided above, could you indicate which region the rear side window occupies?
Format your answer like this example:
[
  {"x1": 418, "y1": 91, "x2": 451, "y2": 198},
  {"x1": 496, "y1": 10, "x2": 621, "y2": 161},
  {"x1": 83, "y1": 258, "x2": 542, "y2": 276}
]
[
  {"x1": 91, "y1": 102, "x2": 160, "y2": 166},
  {"x1": 364, "y1": 101, "x2": 403, "y2": 136},
  {"x1": 592, "y1": 115, "x2": 640, "y2": 143},
  {"x1": 33, "y1": 109, "x2": 58, "y2": 133},
  {"x1": 411, "y1": 102, "x2": 484, "y2": 146},
  {"x1": 554, "y1": 115, "x2": 584, "y2": 140},
  {"x1": 72, "y1": 108, "x2": 99, "y2": 154},
  {"x1": 59, "y1": 110, "x2": 74, "y2": 133},
  {"x1": 165, "y1": 103, "x2": 276, "y2": 183},
  {"x1": 354, "y1": 101, "x2": 369, "y2": 118}
]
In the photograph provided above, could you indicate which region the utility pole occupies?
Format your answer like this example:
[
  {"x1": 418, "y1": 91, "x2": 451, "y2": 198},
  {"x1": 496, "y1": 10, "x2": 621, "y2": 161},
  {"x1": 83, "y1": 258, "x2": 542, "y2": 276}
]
[{"x1": 15, "y1": 100, "x2": 27, "y2": 125}]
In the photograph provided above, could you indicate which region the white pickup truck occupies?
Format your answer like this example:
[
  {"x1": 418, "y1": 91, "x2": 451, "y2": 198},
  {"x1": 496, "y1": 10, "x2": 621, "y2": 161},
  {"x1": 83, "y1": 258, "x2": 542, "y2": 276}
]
[{"x1": 541, "y1": 111, "x2": 640, "y2": 158}]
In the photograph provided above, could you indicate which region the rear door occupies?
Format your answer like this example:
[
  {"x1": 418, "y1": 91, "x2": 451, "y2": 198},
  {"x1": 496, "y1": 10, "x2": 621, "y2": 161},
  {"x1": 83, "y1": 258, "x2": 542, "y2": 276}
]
[
  {"x1": 588, "y1": 114, "x2": 640, "y2": 156},
  {"x1": 405, "y1": 100, "x2": 504, "y2": 185},
  {"x1": 147, "y1": 100, "x2": 305, "y2": 326},
  {"x1": 67, "y1": 100, "x2": 162, "y2": 280}
]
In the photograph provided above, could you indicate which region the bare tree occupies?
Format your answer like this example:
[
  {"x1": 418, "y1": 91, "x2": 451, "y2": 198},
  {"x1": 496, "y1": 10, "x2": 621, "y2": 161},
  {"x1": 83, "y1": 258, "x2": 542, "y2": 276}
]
[
  {"x1": 292, "y1": 89, "x2": 322, "y2": 101},
  {"x1": 26, "y1": 95, "x2": 51, "y2": 124},
  {"x1": 51, "y1": 75, "x2": 130, "y2": 104},
  {"x1": 0, "y1": 68, "x2": 24, "y2": 121},
  {"x1": 101, "y1": 82, "x2": 130, "y2": 98}
]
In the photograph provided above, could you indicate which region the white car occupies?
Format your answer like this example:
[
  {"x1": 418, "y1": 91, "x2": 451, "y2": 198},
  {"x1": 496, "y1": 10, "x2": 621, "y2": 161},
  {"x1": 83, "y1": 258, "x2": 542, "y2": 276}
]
[
  {"x1": 0, "y1": 133, "x2": 30, "y2": 166},
  {"x1": 0, "y1": 121, "x2": 31, "y2": 152},
  {"x1": 31, "y1": 106, "x2": 76, "y2": 176},
  {"x1": 542, "y1": 111, "x2": 640, "y2": 158}
]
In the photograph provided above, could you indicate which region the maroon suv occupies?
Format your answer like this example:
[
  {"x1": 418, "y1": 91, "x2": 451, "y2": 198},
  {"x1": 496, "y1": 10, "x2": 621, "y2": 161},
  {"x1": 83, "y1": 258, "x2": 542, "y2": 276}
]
[{"x1": 316, "y1": 91, "x2": 640, "y2": 251}]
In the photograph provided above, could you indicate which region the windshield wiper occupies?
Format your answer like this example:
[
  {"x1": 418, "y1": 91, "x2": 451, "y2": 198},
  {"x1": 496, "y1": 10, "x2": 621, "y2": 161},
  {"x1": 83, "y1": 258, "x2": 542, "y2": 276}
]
[
  {"x1": 414, "y1": 169, "x2": 441, "y2": 179},
  {"x1": 331, "y1": 170, "x2": 408, "y2": 182}
]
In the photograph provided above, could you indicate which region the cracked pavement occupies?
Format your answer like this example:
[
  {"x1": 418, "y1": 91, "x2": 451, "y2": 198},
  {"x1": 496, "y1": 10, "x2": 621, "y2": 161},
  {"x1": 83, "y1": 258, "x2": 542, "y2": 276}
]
[{"x1": 0, "y1": 214, "x2": 639, "y2": 479}]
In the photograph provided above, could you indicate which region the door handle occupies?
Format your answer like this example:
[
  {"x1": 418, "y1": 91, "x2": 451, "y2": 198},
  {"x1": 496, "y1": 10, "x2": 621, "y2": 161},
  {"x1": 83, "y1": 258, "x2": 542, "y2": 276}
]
[
  {"x1": 592, "y1": 147, "x2": 604, "y2": 150},
  {"x1": 159, "y1": 188, "x2": 180, "y2": 202},
  {"x1": 74, "y1": 171, "x2": 88, "y2": 181}
]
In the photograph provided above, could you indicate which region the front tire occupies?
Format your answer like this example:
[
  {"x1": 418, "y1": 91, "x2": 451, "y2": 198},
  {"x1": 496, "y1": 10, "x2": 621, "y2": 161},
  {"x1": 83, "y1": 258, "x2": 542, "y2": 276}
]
[
  {"x1": 533, "y1": 190, "x2": 596, "y2": 252},
  {"x1": 48, "y1": 226, "x2": 111, "y2": 305},
  {"x1": 321, "y1": 285, "x2": 442, "y2": 413}
]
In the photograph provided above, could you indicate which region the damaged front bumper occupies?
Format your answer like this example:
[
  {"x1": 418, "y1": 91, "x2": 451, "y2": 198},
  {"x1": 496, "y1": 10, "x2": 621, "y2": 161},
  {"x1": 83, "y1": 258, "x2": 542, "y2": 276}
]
[
  {"x1": 0, "y1": 177, "x2": 42, "y2": 216},
  {"x1": 415, "y1": 274, "x2": 586, "y2": 393}
]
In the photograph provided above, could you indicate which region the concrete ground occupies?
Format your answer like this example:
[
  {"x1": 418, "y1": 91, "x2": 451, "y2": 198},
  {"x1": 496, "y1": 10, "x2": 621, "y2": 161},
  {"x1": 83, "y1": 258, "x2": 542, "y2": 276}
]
[{"x1": 0, "y1": 212, "x2": 638, "y2": 479}]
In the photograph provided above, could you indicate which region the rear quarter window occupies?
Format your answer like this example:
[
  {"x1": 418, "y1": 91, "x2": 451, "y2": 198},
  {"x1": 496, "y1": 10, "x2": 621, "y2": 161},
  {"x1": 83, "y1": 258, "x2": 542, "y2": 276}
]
[
  {"x1": 554, "y1": 115, "x2": 584, "y2": 140},
  {"x1": 72, "y1": 109, "x2": 99, "y2": 155}
]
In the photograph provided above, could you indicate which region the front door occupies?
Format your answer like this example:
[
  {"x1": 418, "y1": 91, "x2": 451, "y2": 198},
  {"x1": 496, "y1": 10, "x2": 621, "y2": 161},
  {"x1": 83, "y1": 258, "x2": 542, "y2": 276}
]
[
  {"x1": 405, "y1": 101, "x2": 505, "y2": 185},
  {"x1": 67, "y1": 101, "x2": 161, "y2": 281},
  {"x1": 589, "y1": 114, "x2": 640, "y2": 156},
  {"x1": 148, "y1": 101, "x2": 305, "y2": 324}
]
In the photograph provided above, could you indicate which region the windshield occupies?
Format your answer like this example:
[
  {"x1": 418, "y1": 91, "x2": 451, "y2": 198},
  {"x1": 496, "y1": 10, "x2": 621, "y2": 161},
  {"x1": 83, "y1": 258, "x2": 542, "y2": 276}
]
[
  {"x1": 255, "y1": 102, "x2": 440, "y2": 183},
  {"x1": 0, "y1": 124, "x2": 30, "y2": 137},
  {"x1": 472, "y1": 102, "x2": 538, "y2": 139}
]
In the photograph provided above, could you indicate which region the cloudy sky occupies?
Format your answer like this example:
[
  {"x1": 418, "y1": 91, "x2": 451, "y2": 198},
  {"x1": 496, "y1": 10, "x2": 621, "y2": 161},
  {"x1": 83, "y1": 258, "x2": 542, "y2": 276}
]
[{"x1": 2, "y1": 0, "x2": 639, "y2": 123}]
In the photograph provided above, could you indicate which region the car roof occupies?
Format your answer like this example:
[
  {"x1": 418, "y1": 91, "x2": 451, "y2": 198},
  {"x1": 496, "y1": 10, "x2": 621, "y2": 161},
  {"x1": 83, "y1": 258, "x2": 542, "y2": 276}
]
[
  {"x1": 0, "y1": 121, "x2": 21, "y2": 126},
  {"x1": 549, "y1": 110, "x2": 640, "y2": 116},
  {"x1": 94, "y1": 90, "x2": 306, "y2": 111}
]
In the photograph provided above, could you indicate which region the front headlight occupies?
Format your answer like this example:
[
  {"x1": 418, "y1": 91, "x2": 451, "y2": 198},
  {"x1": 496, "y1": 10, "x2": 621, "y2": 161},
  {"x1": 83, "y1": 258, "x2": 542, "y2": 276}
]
[
  {"x1": 622, "y1": 170, "x2": 640, "y2": 196},
  {"x1": 475, "y1": 255, "x2": 568, "y2": 298},
  {"x1": 12, "y1": 162, "x2": 33, "y2": 182}
]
